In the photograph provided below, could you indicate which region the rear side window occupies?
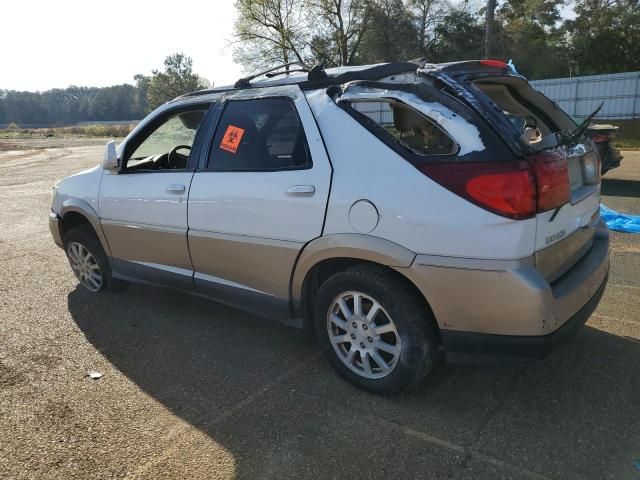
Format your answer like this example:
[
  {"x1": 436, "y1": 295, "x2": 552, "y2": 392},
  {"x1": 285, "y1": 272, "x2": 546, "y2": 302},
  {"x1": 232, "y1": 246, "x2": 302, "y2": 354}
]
[
  {"x1": 208, "y1": 98, "x2": 311, "y2": 171},
  {"x1": 346, "y1": 100, "x2": 458, "y2": 156}
]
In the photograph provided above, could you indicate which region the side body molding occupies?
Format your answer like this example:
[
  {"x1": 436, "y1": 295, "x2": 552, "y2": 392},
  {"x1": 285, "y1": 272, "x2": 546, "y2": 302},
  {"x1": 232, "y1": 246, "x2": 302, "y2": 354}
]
[
  {"x1": 290, "y1": 233, "x2": 417, "y2": 303},
  {"x1": 60, "y1": 198, "x2": 112, "y2": 257}
]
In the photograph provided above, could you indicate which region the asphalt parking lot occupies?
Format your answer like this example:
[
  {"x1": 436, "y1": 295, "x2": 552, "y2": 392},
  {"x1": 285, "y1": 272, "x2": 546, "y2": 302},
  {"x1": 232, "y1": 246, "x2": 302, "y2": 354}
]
[{"x1": 1, "y1": 141, "x2": 639, "y2": 479}]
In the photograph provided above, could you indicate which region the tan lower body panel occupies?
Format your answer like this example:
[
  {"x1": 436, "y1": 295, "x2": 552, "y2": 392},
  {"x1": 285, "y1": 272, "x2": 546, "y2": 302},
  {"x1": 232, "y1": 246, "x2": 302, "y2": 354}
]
[
  {"x1": 188, "y1": 230, "x2": 303, "y2": 299},
  {"x1": 397, "y1": 221, "x2": 609, "y2": 337},
  {"x1": 535, "y1": 223, "x2": 595, "y2": 282},
  {"x1": 101, "y1": 220, "x2": 192, "y2": 271}
]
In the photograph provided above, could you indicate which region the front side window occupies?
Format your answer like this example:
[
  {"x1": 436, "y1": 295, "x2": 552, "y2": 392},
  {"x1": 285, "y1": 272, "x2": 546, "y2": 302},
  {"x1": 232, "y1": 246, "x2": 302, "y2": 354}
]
[
  {"x1": 347, "y1": 100, "x2": 458, "y2": 156},
  {"x1": 125, "y1": 108, "x2": 208, "y2": 171},
  {"x1": 208, "y1": 98, "x2": 310, "y2": 171}
]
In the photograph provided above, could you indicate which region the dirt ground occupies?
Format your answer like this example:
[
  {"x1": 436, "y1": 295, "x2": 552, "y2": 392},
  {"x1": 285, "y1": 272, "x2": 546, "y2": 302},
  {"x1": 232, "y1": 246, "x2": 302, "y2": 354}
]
[
  {"x1": 0, "y1": 137, "x2": 115, "y2": 151},
  {"x1": 1, "y1": 141, "x2": 639, "y2": 479}
]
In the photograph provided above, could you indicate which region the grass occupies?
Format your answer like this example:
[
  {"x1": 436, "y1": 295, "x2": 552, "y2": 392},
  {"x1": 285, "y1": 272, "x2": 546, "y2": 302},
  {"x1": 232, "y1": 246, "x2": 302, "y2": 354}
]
[
  {"x1": 613, "y1": 138, "x2": 640, "y2": 150},
  {"x1": 0, "y1": 123, "x2": 136, "y2": 139},
  {"x1": 599, "y1": 119, "x2": 640, "y2": 150}
]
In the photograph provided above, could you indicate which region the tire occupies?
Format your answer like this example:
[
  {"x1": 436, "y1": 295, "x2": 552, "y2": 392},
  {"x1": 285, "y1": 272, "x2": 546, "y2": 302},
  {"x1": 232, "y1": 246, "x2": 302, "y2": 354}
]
[
  {"x1": 63, "y1": 225, "x2": 126, "y2": 293},
  {"x1": 314, "y1": 264, "x2": 440, "y2": 394}
]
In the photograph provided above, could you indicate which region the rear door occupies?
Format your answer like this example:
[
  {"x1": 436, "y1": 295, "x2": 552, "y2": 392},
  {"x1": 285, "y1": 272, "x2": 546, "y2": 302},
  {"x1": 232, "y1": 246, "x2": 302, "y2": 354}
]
[{"x1": 187, "y1": 85, "x2": 332, "y2": 318}]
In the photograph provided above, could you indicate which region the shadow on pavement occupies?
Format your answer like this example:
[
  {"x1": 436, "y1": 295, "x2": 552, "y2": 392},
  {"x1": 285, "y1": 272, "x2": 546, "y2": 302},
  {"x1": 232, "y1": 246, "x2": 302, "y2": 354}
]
[
  {"x1": 68, "y1": 284, "x2": 640, "y2": 479},
  {"x1": 602, "y1": 178, "x2": 640, "y2": 198}
]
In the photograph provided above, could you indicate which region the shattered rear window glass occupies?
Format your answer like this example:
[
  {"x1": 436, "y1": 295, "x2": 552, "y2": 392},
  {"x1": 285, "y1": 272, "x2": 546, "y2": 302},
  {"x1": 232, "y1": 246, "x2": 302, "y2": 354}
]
[{"x1": 348, "y1": 100, "x2": 457, "y2": 156}]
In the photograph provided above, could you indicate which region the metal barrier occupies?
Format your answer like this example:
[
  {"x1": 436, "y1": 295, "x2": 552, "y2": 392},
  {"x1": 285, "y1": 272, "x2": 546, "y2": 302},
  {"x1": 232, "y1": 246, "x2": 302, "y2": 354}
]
[{"x1": 531, "y1": 71, "x2": 640, "y2": 119}]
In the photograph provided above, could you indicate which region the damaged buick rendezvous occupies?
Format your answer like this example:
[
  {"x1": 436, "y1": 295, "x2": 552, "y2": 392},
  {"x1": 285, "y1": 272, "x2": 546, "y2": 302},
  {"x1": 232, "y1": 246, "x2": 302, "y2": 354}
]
[{"x1": 49, "y1": 60, "x2": 609, "y2": 393}]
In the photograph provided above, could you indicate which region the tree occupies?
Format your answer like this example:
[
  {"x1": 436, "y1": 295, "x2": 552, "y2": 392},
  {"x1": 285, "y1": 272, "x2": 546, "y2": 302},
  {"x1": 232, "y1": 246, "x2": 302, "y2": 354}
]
[
  {"x1": 484, "y1": 0, "x2": 497, "y2": 58},
  {"x1": 134, "y1": 74, "x2": 150, "y2": 114},
  {"x1": 430, "y1": 9, "x2": 485, "y2": 62},
  {"x1": 358, "y1": 0, "x2": 418, "y2": 63},
  {"x1": 407, "y1": 0, "x2": 446, "y2": 57},
  {"x1": 307, "y1": 0, "x2": 373, "y2": 66},
  {"x1": 145, "y1": 53, "x2": 202, "y2": 111},
  {"x1": 564, "y1": 0, "x2": 640, "y2": 76},
  {"x1": 0, "y1": 85, "x2": 146, "y2": 126},
  {"x1": 233, "y1": 0, "x2": 309, "y2": 71}
]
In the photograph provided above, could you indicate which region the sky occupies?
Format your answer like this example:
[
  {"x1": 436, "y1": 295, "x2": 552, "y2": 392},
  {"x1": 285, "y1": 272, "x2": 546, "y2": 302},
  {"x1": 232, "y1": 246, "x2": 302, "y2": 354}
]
[
  {"x1": 3, "y1": 0, "x2": 577, "y2": 93},
  {"x1": 2, "y1": 0, "x2": 244, "y2": 92}
]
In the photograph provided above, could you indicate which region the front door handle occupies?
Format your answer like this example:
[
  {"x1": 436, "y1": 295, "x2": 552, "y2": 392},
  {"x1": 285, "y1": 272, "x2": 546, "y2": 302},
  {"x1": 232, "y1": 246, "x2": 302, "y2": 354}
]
[
  {"x1": 165, "y1": 184, "x2": 186, "y2": 194},
  {"x1": 285, "y1": 185, "x2": 315, "y2": 196}
]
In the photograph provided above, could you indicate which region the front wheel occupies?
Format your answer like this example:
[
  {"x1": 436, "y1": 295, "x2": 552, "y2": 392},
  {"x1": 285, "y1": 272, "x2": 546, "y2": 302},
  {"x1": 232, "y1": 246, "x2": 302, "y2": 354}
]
[
  {"x1": 314, "y1": 265, "x2": 440, "y2": 394},
  {"x1": 63, "y1": 225, "x2": 125, "y2": 293}
]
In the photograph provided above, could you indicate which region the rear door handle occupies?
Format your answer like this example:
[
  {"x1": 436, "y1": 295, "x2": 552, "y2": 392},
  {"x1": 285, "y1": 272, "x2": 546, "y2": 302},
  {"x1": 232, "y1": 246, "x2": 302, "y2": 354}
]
[
  {"x1": 165, "y1": 184, "x2": 186, "y2": 194},
  {"x1": 285, "y1": 185, "x2": 315, "y2": 196}
]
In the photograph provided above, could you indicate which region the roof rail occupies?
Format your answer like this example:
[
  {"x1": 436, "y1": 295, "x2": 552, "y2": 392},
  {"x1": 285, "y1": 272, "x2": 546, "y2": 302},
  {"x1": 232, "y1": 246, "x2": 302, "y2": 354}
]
[
  {"x1": 234, "y1": 61, "x2": 310, "y2": 88},
  {"x1": 176, "y1": 61, "x2": 420, "y2": 100}
]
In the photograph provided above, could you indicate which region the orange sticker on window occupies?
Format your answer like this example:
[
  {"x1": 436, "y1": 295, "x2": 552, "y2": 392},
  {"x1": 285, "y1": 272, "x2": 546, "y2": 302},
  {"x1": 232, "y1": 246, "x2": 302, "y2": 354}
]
[{"x1": 219, "y1": 125, "x2": 245, "y2": 153}]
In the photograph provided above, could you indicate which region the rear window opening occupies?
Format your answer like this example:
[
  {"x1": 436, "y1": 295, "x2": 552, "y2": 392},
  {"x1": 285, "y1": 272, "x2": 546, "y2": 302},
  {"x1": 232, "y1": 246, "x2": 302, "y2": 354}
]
[
  {"x1": 472, "y1": 76, "x2": 599, "y2": 204},
  {"x1": 473, "y1": 77, "x2": 576, "y2": 150},
  {"x1": 346, "y1": 99, "x2": 458, "y2": 156}
]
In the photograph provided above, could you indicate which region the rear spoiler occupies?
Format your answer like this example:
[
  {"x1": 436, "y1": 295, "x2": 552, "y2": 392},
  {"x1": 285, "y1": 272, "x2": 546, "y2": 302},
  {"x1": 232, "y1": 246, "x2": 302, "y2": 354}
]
[{"x1": 421, "y1": 60, "x2": 521, "y2": 77}]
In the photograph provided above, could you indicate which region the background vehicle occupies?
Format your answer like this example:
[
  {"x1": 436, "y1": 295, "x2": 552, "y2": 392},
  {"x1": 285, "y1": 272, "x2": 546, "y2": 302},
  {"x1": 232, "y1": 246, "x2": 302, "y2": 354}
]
[
  {"x1": 49, "y1": 60, "x2": 609, "y2": 394},
  {"x1": 585, "y1": 124, "x2": 623, "y2": 174}
]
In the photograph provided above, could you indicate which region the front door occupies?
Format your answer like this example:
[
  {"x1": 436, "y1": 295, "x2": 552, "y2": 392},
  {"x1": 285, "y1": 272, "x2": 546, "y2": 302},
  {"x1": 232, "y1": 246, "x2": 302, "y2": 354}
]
[
  {"x1": 99, "y1": 105, "x2": 211, "y2": 288},
  {"x1": 187, "y1": 87, "x2": 332, "y2": 318}
]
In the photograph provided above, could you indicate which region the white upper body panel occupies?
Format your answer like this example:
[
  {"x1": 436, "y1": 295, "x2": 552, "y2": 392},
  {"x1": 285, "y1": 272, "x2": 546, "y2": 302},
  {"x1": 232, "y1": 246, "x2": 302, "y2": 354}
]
[
  {"x1": 305, "y1": 89, "x2": 537, "y2": 260},
  {"x1": 51, "y1": 165, "x2": 103, "y2": 215},
  {"x1": 99, "y1": 170, "x2": 194, "y2": 229},
  {"x1": 188, "y1": 85, "x2": 332, "y2": 243},
  {"x1": 534, "y1": 184, "x2": 601, "y2": 250}
]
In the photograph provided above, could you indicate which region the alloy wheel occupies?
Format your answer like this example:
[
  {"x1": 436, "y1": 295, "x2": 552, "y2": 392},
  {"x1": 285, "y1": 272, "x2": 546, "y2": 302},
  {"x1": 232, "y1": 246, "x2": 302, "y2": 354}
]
[
  {"x1": 327, "y1": 291, "x2": 401, "y2": 379},
  {"x1": 66, "y1": 241, "x2": 103, "y2": 292}
]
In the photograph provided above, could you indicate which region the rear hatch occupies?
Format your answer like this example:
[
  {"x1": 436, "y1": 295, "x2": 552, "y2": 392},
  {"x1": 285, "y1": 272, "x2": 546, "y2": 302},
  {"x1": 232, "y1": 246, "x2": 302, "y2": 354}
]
[{"x1": 426, "y1": 62, "x2": 602, "y2": 281}]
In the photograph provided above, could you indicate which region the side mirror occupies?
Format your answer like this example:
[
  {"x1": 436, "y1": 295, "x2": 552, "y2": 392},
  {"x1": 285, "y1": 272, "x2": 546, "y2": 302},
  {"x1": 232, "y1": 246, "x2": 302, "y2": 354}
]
[{"x1": 102, "y1": 140, "x2": 119, "y2": 171}]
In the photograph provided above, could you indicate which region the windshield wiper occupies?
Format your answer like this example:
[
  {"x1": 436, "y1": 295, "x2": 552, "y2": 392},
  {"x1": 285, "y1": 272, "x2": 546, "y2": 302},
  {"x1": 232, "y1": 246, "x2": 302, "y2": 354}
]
[{"x1": 558, "y1": 102, "x2": 603, "y2": 146}]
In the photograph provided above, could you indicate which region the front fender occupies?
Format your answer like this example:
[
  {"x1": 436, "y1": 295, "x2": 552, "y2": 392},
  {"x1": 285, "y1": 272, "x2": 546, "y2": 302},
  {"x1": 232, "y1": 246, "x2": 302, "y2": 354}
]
[{"x1": 60, "y1": 198, "x2": 112, "y2": 257}]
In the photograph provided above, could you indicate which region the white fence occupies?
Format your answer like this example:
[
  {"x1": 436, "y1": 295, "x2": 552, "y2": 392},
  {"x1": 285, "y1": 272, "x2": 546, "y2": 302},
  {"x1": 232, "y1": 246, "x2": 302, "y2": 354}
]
[{"x1": 530, "y1": 71, "x2": 640, "y2": 120}]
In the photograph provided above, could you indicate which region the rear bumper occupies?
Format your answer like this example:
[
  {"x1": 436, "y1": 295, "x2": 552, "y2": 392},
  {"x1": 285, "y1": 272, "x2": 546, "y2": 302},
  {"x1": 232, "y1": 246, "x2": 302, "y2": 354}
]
[
  {"x1": 48, "y1": 212, "x2": 64, "y2": 248},
  {"x1": 440, "y1": 271, "x2": 608, "y2": 360},
  {"x1": 397, "y1": 220, "x2": 610, "y2": 359}
]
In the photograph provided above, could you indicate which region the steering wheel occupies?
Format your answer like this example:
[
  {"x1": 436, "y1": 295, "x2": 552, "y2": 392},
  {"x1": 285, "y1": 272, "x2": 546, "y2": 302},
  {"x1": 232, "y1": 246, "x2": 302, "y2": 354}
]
[{"x1": 167, "y1": 145, "x2": 192, "y2": 168}]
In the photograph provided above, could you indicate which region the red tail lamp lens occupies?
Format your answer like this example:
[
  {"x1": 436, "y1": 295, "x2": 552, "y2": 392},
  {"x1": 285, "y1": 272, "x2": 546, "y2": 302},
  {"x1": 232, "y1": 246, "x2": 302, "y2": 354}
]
[
  {"x1": 466, "y1": 170, "x2": 537, "y2": 218},
  {"x1": 418, "y1": 161, "x2": 537, "y2": 219},
  {"x1": 529, "y1": 150, "x2": 570, "y2": 212}
]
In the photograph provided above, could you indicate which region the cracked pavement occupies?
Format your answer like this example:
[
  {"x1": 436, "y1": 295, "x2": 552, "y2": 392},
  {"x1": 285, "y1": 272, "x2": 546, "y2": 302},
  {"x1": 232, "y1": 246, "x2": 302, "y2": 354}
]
[{"x1": 1, "y1": 141, "x2": 639, "y2": 479}]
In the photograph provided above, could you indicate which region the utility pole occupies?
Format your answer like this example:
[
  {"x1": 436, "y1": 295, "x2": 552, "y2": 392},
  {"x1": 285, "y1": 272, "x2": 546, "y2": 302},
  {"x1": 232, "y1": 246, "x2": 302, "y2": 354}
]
[{"x1": 485, "y1": 0, "x2": 497, "y2": 58}]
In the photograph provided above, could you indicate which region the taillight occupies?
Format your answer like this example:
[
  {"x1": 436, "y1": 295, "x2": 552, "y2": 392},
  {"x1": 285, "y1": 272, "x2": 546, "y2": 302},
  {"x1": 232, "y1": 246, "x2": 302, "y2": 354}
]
[
  {"x1": 581, "y1": 149, "x2": 601, "y2": 184},
  {"x1": 417, "y1": 153, "x2": 572, "y2": 219},
  {"x1": 529, "y1": 150, "x2": 570, "y2": 212},
  {"x1": 417, "y1": 161, "x2": 537, "y2": 219}
]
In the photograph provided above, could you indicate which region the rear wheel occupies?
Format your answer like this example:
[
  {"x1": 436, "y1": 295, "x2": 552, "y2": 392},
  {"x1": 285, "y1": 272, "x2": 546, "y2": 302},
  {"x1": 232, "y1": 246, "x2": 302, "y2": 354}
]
[
  {"x1": 314, "y1": 264, "x2": 439, "y2": 394},
  {"x1": 63, "y1": 225, "x2": 125, "y2": 293}
]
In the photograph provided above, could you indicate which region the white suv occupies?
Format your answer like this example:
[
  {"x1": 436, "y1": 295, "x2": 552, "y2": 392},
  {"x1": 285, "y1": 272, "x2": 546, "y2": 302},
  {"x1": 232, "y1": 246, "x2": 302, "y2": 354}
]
[{"x1": 49, "y1": 60, "x2": 609, "y2": 393}]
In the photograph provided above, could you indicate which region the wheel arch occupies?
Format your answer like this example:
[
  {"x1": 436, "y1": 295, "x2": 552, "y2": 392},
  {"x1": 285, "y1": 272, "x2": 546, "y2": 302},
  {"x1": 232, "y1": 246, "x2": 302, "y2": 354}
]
[
  {"x1": 59, "y1": 199, "x2": 112, "y2": 256},
  {"x1": 291, "y1": 234, "x2": 439, "y2": 337}
]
